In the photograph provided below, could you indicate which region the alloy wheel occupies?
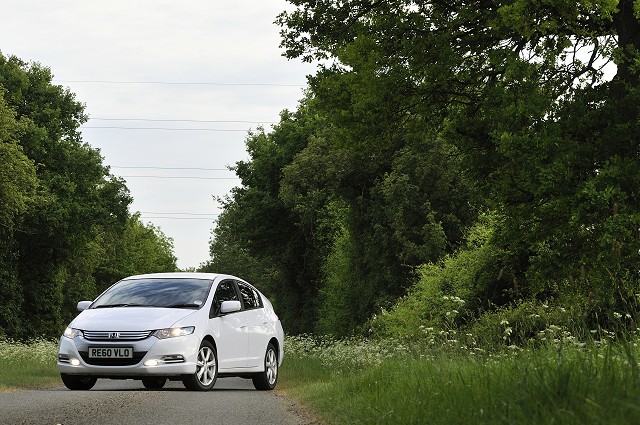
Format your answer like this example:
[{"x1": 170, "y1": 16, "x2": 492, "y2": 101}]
[
  {"x1": 196, "y1": 345, "x2": 216, "y2": 386},
  {"x1": 266, "y1": 348, "x2": 278, "y2": 385}
]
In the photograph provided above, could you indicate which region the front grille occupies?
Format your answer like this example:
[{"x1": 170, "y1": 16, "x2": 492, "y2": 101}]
[
  {"x1": 78, "y1": 351, "x2": 147, "y2": 366},
  {"x1": 83, "y1": 330, "x2": 153, "y2": 341}
]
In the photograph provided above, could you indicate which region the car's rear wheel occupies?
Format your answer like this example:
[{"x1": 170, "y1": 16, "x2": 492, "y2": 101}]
[
  {"x1": 252, "y1": 343, "x2": 278, "y2": 390},
  {"x1": 60, "y1": 374, "x2": 97, "y2": 390},
  {"x1": 142, "y1": 377, "x2": 167, "y2": 389},
  {"x1": 182, "y1": 340, "x2": 217, "y2": 391}
]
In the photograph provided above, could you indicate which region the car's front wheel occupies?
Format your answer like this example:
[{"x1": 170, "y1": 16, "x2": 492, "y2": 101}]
[
  {"x1": 182, "y1": 340, "x2": 217, "y2": 391},
  {"x1": 142, "y1": 377, "x2": 167, "y2": 389},
  {"x1": 252, "y1": 343, "x2": 278, "y2": 390},
  {"x1": 60, "y1": 374, "x2": 97, "y2": 390}
]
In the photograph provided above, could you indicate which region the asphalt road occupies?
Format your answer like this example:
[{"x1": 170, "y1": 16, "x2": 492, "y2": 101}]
[{"x1": 0, "y1": 377, "x2": 316, "y2": 425}]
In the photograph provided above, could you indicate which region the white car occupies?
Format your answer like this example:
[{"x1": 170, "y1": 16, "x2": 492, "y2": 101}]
[{"x1": 57, "y1": 272, "x2": 284, "y2": 391}]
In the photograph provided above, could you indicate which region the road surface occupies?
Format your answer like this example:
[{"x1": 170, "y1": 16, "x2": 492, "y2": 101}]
[{"x1": 0, "y1": 377, "x2": 317, "y2": 425}]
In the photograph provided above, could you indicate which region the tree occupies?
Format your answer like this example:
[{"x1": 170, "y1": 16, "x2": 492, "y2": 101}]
[
  {"x1": 0, "y1": 53, "x2": 133, "y2": 337},
  {"x1": 94, "y1": 214, "x2": 178, "y2": 290},
  {"x1": 0, "y1": 92, "x2": 38, "y2": 338},
  {"x1": 277, "y1": 1, "x2": 640, "y2": 322},
  {"x1": 209, "y1": 85, "x2": 478, "y2": 334},
  {"x1": 0, "y1": 52, "x2": 184, "y2": 339},
  {"x1": 206, "y1": 105, "x2": 339, "y2": 333}
]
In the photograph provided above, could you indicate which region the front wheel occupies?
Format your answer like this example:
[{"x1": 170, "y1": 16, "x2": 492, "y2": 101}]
[
  {"x1": 252, "y1": 343, "x2": 278, "y2": 390},
  {"x1": 60, "y1": 374, "x2": 97, "y2": 390},
  {"x1": 182, "y1": 340, "x2": 217, "y2": 391}
]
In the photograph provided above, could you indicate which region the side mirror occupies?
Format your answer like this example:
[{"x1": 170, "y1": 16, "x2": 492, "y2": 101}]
[
  {"x1": 77, "y1": 301, "x2": 93, "y2": 311},
  {"x1": 220, "y1": 300, "x2": 241, "y2": 314}
]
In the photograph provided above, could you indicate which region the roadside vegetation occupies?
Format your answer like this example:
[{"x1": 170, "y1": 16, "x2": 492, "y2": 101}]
[
  {"x1": 204, "y1": 3, "x2": 640, "y2": 422},
  {"x1": 0, "y1": 339, "x2": 59, "y2": 391},
  {"x1": 280, "y1": 334, "x2": 640, "y2": 425},
  {"x1": 3, "y1": 1, "x2": 640, "y2": 424},
  {"x1": 205, "y1": 0, "x2": 640, "y2": 347},
  {"x1": 277, "y1": 215, "x2": 640, "y2": 424},
  {"x1": 5, "y1": 331, "x2": 640, "y2": 425},
  {"x1": 0, "y1": 52, "x2": 178, "y2": 341}
]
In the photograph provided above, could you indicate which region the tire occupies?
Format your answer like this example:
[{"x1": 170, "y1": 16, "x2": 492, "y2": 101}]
[
  {"x1": 252, "y1": 343, "x2": 278, "y2": 391},
  {"x1": 60, "y1": 374, "x2": 97, "y2": 390},
  {"x1": 142, "y1": 377, "x2": 167, "y2": 389},
  {"x1": 182, "y1": 340, "x2": 217, "y2": 391}
]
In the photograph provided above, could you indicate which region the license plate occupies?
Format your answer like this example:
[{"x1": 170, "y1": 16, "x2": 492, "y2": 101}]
[{"x1": 88, "y1": 347, "x2": 133, "y2": 359}]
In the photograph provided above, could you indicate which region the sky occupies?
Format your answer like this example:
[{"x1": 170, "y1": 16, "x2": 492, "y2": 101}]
[{"x1": 1, "y1": 1, "x2": 315, "y2": 269}]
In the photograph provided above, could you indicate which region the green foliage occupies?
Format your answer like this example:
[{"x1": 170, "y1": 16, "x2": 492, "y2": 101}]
[
  {"x1": 316, "y1": 225, "x2": 363, "y2": 335},
  {"x1": 94, "y1": 214, "x2": 178, "y2": 291},
  {"x1": 0, "y1": 52, "x2": 132, "y2": 336},
  {"x1": 283, "y1": 336, "x2": 640, "y2": 425},
  {"x1": 273, "y1": 0, "x2": 640, "y2": 337},
  {"x1": 466, "y1": 297, "x2": 593, "y2": 349},
  {"x1": 369, "y1": 214, "x2": 511, "y2": 338},
  {"x1": 0, "y1": 94, "x2": 37, "y2": 226},
  {"x1": 204, "y1": 106, "x2": 333, "y2": 334},
  {"x1": 203, "y1": 0, "x2": 640, "y2": 339},
  {"x1": 0, "y1": 52, "x2": 178, "y2": 339},
  {"x1": 0, "y1": 338, "x2": 59, "y2": 390},
  {"x1": 370, "y1": 211, "x2": 640, "y2": 348},
  {"x1": 208, "y1": 95, "x2": 479, "y2": 335},
  {"x1": 0, "y1": 92, "x2": 37, "y2": 339}
]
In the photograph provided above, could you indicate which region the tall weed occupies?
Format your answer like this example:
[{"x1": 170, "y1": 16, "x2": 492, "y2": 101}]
[
  {"x1": 0, "y1": 339, "x2": 59, "y2": 389},
  {"x1": 281, "y1": 335, "x2": 640, "y2": 424}
]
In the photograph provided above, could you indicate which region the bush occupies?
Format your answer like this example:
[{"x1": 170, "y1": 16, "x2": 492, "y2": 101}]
[{"x1": 369, "y1": 214, "x2": 510, "y2": 340}]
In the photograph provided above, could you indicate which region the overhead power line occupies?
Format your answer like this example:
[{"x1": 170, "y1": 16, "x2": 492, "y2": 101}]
[
  {"x1": 121, "y1": 175, "x2": 240, "y2": 180},
  {"x1": 82, "y1": 126, "x2": 249, "y2": 132},
  {"x1": 54, "y1": 79, "x2": 305, "y2": 87},
  {"x1": 140, "y1": 216, "x2": 216, "y2": 221},
  {"x1": 90, "y1": 118, "x2": 277, "y2": 124},
  {"x1": 139, "y1": 211, "x2": 219, "y2": 216},
  {"x1": 112, "y1": 166, "x2": 232, "y2": 171}
]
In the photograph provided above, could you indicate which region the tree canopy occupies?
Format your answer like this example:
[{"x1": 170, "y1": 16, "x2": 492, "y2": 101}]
[
  {"x1": 206, "y1": 1, "x2": 640, "y2": 336},
  {"x1": 0, "y1": 52, "x2": 178, "y2": 339}
]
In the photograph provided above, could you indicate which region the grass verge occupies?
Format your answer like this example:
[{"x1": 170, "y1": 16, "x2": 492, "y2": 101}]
[
  {"x1": 279, "y1": 336, "x2": 640, "y2": 425},
  {"x1": 0, "y1": 339, "x2": 60, "y2": 391},
  {"x1": 4, "y1": 334, "x2": 640, "y2": 424}
]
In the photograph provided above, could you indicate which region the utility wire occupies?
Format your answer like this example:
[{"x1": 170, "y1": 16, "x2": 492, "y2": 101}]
[
  {"x1": 140, "y1": 216, "x2": 217, "y2": 220},
  {"x1": 82, "y1": 126, "x2": 249, "y2": 132},
  {"x1": 120, "y1": 175, "x2": 240, "y2": 180},
  {"x1": 139, "y1": 211, "x2": 219, "y2": 216},
  {"x1": 112, "y1": 166, "x2": 232, "y2": 171},
  {"x1": 54, "y1": 79, "x2": 305, "y2": 87},
  {"x1": 91, "y1": 118, "x2": 277, "y2": 124}
]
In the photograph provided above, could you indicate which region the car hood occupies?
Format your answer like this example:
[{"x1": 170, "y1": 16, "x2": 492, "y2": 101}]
[{"x1": 70, "y1": 307, "x2": 199, "y2": 331}]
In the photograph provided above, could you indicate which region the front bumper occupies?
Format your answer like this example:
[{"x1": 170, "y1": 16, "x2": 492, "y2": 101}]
[{"x1": 57, "y1": 334, "x2": 199, "y2": 377}]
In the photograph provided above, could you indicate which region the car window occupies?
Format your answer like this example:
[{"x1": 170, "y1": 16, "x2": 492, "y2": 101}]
[
  {"x1": 237, "y1": 281, "x2": 263, "y2": 310},
  {"x1": 211, "y1": 280, "x2": 239, "y2": 317},
  {"x1": 92, "y1": 278, "x2": 212, "y2": 309}
]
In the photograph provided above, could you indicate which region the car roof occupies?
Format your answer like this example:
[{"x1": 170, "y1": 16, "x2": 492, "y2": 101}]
[{"x1": 122, "y1": 272, "x2": 231, "y2": 281}]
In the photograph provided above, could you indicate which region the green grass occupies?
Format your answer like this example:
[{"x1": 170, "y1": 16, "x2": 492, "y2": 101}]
[
  {"x1": 279, "y1": 336, "x2": 640, "y2": 425},
  {"x1": 4, "y1": 335, "x2": 640, "y2": 425},
  {"x1": 0, "y1": 339, "x2": 60, "y2": 391}
]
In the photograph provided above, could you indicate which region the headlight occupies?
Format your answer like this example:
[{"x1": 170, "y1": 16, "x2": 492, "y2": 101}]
[
  {"x1": 63, "y1": 327, "x2": 83, "y2": 339},
  {"x1": 153, "y1": 326, "x2": 195, "y2": 339}
]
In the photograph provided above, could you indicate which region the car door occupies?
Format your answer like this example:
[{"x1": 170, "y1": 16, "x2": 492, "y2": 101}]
[
  {"x1": 209, "y1": 279, "x2": 248, "y2": 370},
  {"x1": 236, "y1": 280, "x2": 270, "y2": 368}
]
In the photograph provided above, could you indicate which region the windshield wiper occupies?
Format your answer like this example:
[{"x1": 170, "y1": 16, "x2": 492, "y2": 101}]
[
  {"x1": 164, "y1": 303, "x2": 201, "y2": 309},
  {"x1": 93, "y1": 303, "x2": 151, "y2": 309}
]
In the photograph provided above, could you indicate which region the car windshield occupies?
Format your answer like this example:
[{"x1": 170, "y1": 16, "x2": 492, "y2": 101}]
[{"x1": 91, "y1": 278, "x2": 212, "y2": 309}]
